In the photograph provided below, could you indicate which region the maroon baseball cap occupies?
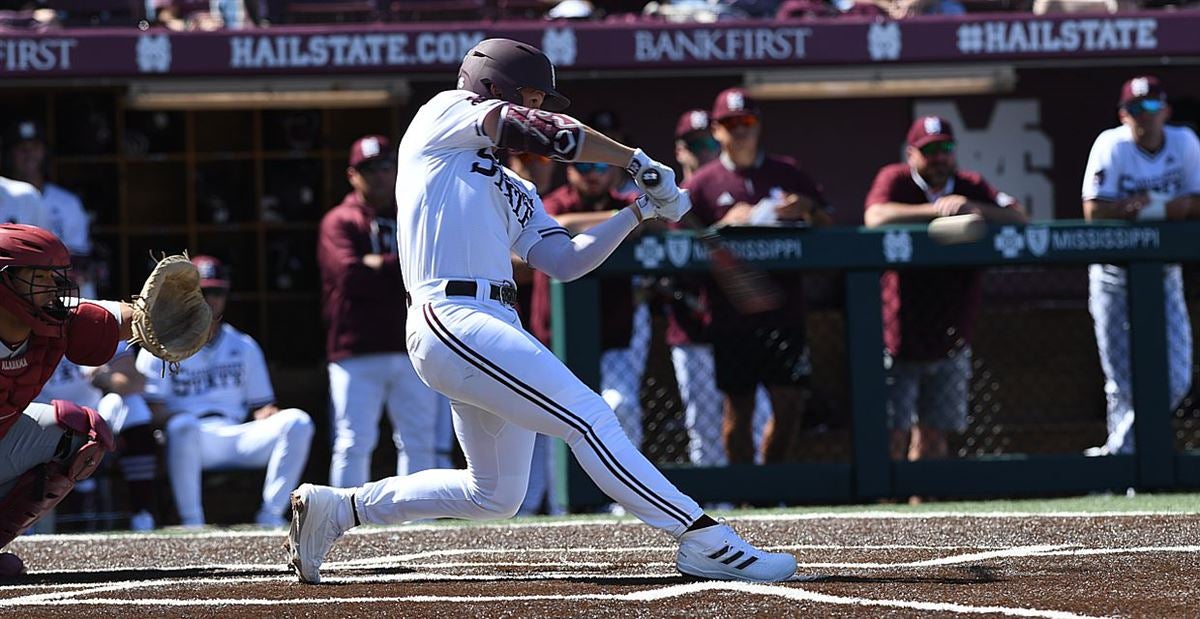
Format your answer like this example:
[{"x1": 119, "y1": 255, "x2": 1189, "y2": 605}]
[
  {"x1": 907, "y1": 115, "x2": 955, "y2": 148},
  {"x1": 192, "y1": 255, "x2": 230, "y2": 289},
  {"x1": 1118, "y1": 75, "x2": 1166, "y2": 106},
  {"x1": 675, "y1": 109, "x2": 711, "y2": 139},
  {"x1": 711, "y1": 88, "x2": 760, "y2": 122},
  {"x1": 348, "y1": 135, "x2": 392, "y2": 168}
]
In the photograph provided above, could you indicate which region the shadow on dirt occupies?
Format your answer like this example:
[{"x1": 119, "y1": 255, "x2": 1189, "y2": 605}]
[{"x1": 809, "y1": 565, "x2": 1002, "y2": 586}]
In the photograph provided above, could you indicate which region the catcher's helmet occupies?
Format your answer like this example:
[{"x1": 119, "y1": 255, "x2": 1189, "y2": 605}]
[
  {"x1": 457, "y1": 38, "x2": 570, "y2": 112},
  {"x1": 0, "y1": 224, "x2": 77, "y2": 337}
]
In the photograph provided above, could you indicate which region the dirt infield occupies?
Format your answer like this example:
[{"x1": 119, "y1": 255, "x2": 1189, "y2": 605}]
[{"x1": 1, "y1": 512, "x2": 1197, "y2": 617}]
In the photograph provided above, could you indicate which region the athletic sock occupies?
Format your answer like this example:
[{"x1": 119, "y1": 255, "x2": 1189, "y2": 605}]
[{"x1": 685, "y1": 514, "x2": 719, "y2": 533}]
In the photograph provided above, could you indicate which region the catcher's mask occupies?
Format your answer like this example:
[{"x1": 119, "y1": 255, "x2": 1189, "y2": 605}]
[
  {"x1": 0, "y1": 224, "x2": 78, "y2": 338},
  {"x1": 457, "y1": 38, "x2": 570, "y2": 112}
]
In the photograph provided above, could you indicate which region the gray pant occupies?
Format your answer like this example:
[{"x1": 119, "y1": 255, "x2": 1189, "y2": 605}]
[
  {"x1": 1088, "y1": 264, "x2": 1193, "y2": 454},
  {"x1": 0, "y1": 403, "x2": 72, "y2": 500}
]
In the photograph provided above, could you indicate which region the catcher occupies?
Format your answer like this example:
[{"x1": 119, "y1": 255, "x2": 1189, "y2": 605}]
[{"x1": 0, "y1": 224, "x2": 209, "y2": 576}]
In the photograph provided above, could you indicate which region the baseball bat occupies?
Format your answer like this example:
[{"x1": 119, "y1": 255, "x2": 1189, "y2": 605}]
[
  {"x1": 637, "y1": 165, "x2": 783, "y2": 315},
  {"x1": 927, "y1": 213, "x2": 988, "y2": 245}
]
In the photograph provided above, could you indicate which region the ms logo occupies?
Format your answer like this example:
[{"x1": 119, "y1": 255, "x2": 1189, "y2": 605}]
[
  {"x1": 635, "y1": 236, "x2": 666, "y2": 269},
  {"x1": 868, "y1": 22, "x2": 901, "y2": 61},
  {"x1": 136, "y1": 34, "x2": 172, "y2": 73},
  {"x1": 542, "y1": 28, "x2": 577, "y2": 67}
]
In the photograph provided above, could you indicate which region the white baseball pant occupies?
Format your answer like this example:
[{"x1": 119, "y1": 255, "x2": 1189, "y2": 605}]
[
  {"x1": 328, "y1": 352, "x2": 440, "y2": 487},
  {"x1": 1088, "y1": 264, "x2": 1193, "y2": 454},
  {"x1": 165, "y1": 409, "x2": 314, "y2": 525},
  {"x1": 354, "y1": 287, "x2": 704, "y2": 537}
]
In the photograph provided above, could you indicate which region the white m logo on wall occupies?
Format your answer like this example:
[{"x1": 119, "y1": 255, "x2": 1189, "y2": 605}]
[{"x1": 914, "y1": 100, "x2": 1054, "y2": 220}]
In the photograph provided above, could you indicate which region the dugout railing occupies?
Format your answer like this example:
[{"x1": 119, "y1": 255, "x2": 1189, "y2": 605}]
[{"x1": 551, "y1": 220, "x2": 1200, "y2": 506}]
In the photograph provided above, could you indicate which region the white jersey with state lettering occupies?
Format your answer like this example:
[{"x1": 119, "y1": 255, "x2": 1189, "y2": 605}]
[
  {"x1": 394, "y1": 90, "x2": 563, "y2": 294},
  {"x1": 42, "y1": 183, "x2": 91, "y2": 256},
  {"x1": 1082, "y1": 124, "x2": 1200, "y2": 203},
  {"x1": 0, "y1": 176, "x2": 48, "y2": 228},
  {"x1": 137, "y1": 323, "x2": 274, "y2": 422}
]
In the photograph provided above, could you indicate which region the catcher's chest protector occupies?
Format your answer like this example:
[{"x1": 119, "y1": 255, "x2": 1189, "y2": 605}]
[{"x1": 0, "y1": 334, "x2": 66, "y2": 433}]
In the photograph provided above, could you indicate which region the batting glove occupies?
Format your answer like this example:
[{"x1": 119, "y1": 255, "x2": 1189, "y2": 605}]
[
  {"x1": 627, "y1": 148, "x2": 681, "y2": 204},
  {"x1": 635, "y1": 189, "x2": 692, "y2": 223}
]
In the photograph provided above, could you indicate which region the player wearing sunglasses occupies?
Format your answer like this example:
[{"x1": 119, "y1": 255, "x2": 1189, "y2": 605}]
[{"x1": 1081, "y1": 75, "x2": 1200, "y2": 456}]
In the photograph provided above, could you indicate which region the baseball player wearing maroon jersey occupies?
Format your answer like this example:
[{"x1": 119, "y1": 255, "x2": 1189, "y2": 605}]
[
  {"x1": 1082, "y1": 76, "x2": 1200, "y2": 455},
  {"x1": 287, "y1": 38, "x2": 796, "y2": 585},
  {"x1": 865, "y1": 116, "x2": 1027, "y2": 462},
  {"x1": 680, "y1": 88, "x2": 830, "y2": 466},
  {"x1": 0, "y1": 224, "x2": 139, "y2": 575},
  {"x1": 319, "y1": 135, "x2": 440, "y2": 488}
]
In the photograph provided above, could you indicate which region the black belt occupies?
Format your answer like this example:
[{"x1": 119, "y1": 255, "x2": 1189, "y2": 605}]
[{"x1": 405, "y1": 280, "x2": 517, "y2": 308}]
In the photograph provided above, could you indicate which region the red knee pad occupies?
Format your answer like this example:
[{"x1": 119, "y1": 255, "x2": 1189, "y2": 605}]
[
  {"x1": 53, "y1": 400, "x2": 114, "y2": 453},
  {"x1": 0, "y1": 461, "x2": 78, "y2": 549}
]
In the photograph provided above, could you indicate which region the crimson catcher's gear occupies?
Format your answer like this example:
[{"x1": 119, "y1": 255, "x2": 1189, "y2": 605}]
[
  {"x1": 0, "y1": 224, "x2": 78, "y2": 338},
  {"x1": 129, "y1": 253, "x2": 211, "y2": 368},
  {"x1": 457, "y1": 38, "x2": 570, "y2": 112},
  {"x1": 0, "y1": 400, "x2": 113, "y2": 549}
]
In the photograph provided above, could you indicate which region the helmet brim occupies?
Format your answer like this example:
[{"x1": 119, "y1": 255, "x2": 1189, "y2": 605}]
[{"x1": 542, "y1": 90, "x2": 570, "y2": 112}]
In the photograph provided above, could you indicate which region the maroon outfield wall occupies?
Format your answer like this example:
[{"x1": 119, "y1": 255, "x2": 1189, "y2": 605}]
[{"x1": 0, "y1": 12, "x2": 1195, "y2": 77}]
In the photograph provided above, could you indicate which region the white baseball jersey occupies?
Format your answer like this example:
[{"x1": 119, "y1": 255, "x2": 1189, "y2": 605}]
[
  {"x1": 41, "y1": 183, "x2": 91, "y2": 256},
  {"x1": 137, "y1": 323, "x2": 274, "y2": 423},
  {"x1": 0, "y1": 176, "x2": 48, "y2": 228},
  {"x1": 394, "y1": 90, "x2": 563, "y2": 292},
  {"x1": 1082, "y1": 124, "x2": 1200, "y2": 204},
  {"x1": 33, "y1": 342, "x2": 133, "y2": 411}
]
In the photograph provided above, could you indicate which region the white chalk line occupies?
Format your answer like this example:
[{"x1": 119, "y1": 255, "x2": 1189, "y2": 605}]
[
  {"x1": 13, "y1": 509, "x2": 1198, "y2": 543},
  {"x1": 1, "y1": 580, "x2": 1104, "y2": 619}
]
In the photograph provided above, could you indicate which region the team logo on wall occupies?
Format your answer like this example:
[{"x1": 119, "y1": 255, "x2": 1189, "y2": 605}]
[
  {"x1": 634, "y1": 236, "x2": 666, "y2": 269},
  {"x1": 993, "y1": 226, "x2": 1025, "y2": 259},
  {"x1": 136, "y1": 34, "x2": 172, "y2": 73},
  {"x1": 867, "y1": 22, "x2": 901, "y2": 61},
  {"x1": 1024, "y1": 226, "x2": 1050, "y2": 257},
  {"x1": 666, "y1": 236, "x2": 692, "y2": 268},
  {"x1": 542, "y1": 28, "x2": 577, "y2": 67},
  {"x1": 882, "y1": 230, "x2": 912, "y2": 263}
]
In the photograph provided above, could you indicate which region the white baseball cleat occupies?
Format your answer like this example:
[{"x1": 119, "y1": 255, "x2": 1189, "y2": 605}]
[
  {"x1": 676, "y1": 523, "x2": 797, "y2": 582},
  {"x1": 287, "y1": 484, "x2": 351, "y2": 584}
]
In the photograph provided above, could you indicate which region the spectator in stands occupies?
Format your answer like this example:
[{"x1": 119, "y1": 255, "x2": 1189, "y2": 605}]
[
  {"x1": 674, "y1": 109, "x2": 720, "y2": 184},
  {"x1": 5, "y1": 119, "x2": 96, "y2": 298},
  {"x1": 1081, "y1": 76, "x2": 1199, "y2": 456},
  {"x1": 864, "y1": 116, "x2": 1027, "y2": 463},
  {"x1": 149, "y1": 0, "x2": 245, "y2": 30},
  {"x1": 138, "y1": 256, "x2": 314, "y2": 528},
  {"x1": 319, "y1": 135, "x2": 441, "y2": 488},
  {"x1": 682, "y1": 88, "x2": 830, "y2": 465}
]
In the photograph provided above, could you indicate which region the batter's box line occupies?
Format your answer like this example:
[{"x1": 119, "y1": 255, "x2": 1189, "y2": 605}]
[{"x1": 3, "y1": 581, "x2": 1105, "y2": 619}]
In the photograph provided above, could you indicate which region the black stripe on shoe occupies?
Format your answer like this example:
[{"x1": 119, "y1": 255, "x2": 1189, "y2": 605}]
[
  {"x1": 721, "y1": 550, "x2": 746, "y2": 565},
  {"x1": 422, "y1": 305, "x2": 692, "y2": 527},
  {"x1": 735, "y1": 556, "x2": 760, "y2": 570},
  {"x1": 707, "y1": 545, "x2": 731, "y2": 560}
]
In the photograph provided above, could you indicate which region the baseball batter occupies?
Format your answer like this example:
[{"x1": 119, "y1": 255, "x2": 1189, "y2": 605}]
[
  {"x1": 1082, "y1": 75, "x2": 1199, "y2": 455},
  {"x1": 288, "y1": 38, "x2": 796, "y2": 585},
  {"x1": 139, "y1": 256, "x2": 313, "y2": 527}
]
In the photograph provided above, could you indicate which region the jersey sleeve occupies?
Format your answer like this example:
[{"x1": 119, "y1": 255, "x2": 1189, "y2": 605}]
[
  {"x1": 423, "y1": 91, "x2": 505, "y2": 155},
  {"x1": 1082, "y1": 131, "x2": 1119, "y2": 201},
  {"x1": 59, "y1": 191, "x2": 92, "y2": 255},
  {"x1": 513, "y1": 198, "x2": 566, "y2": 262},
  {"x1": 242, "y1": 335, "x2": 275, "y2": 410},
  {"x1": 864, "y1": 166, "x2": 904, "y2": 209},
  {"x1": 64, "y1": 302, "x2": 120, "y2": 367},
  {"x1": 135, "y1": 347, "x2": 169, "y2": 404}
]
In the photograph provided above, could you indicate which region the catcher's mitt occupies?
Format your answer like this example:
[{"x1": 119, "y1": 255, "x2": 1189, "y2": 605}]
[{"x1": 129, "y1": 253, "x2": 211, "y2": 371}]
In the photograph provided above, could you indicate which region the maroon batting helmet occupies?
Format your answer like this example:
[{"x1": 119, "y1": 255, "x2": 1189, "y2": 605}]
[
  {"x1": 457, "y1": 38, "x2": 570, "y2": 112},
  {"x1": 0, "y1": 224, "x2": 77, "y2": 338}
]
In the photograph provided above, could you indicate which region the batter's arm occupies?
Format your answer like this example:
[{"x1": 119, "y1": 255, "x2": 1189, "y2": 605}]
[
  {"x1": 480, "y1": 104, "x2": 636, "y2": 167},
  {"x1": 526, "y1": 209, "x2": 641, "y2": 282}
]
